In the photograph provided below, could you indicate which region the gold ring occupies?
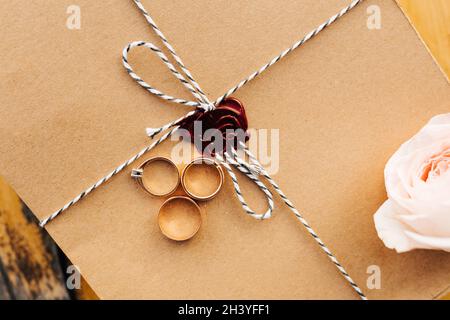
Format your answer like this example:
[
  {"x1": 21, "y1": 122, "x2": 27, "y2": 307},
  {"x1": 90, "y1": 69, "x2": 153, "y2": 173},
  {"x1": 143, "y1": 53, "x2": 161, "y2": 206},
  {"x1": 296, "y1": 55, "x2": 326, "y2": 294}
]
[
  {"x1": 132, "y1": 157, "x2": 180, "y2": 197},
  {"x1": 181, "y1": 157, "x2": 224, "y2": 201},
  {"x1": 158, "y1": 196, "x2": 202, "y2": 241}
]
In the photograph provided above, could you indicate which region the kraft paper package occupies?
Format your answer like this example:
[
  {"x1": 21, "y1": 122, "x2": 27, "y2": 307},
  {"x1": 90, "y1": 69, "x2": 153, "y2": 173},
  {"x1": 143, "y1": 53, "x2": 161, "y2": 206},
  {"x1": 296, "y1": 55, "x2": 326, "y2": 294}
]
[{"x1": 0, "y1": 0, "x2": 449, "y2": 299}]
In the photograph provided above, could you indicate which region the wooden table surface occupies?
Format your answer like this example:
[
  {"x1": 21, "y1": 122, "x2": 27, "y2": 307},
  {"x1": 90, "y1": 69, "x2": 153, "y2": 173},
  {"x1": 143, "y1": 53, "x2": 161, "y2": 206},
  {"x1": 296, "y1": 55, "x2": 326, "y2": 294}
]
[
  {"x1": 398, "y1": 0, "x2": 450, "y2": 81},
  {"x1": 0, "y1": 0, "x2": 448, "y2": 300}
]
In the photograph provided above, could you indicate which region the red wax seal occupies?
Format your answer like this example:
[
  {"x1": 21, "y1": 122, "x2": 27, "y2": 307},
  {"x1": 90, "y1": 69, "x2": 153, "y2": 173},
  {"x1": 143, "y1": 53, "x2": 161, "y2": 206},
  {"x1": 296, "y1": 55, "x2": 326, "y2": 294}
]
[{"x1": 179, "y1": 97, "x2": 249, "y2": 155}]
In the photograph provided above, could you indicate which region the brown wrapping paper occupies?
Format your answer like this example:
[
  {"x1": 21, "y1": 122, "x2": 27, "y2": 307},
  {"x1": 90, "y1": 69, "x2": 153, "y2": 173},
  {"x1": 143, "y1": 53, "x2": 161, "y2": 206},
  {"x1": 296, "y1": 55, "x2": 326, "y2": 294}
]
[{"x1": 0, "y1": 0, "x2": 449, "y2": 299}]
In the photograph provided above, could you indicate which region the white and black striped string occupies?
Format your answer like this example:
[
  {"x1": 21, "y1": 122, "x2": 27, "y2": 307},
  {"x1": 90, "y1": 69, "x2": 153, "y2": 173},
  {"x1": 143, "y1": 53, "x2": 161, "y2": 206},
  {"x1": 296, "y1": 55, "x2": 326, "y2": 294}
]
[{"x1": 39, "y1": 0, "x2": 367, "y2": 300}]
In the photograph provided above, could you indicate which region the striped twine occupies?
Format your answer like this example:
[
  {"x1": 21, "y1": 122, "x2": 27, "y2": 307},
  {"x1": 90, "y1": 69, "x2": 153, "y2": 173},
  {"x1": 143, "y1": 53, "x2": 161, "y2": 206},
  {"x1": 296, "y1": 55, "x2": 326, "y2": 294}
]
[
  {"x1": 39, "y1": 0, "x2": 367, "y2": 300},
  {"x1": 237, "y1": 142, "x2": 367, "y2": 299}
]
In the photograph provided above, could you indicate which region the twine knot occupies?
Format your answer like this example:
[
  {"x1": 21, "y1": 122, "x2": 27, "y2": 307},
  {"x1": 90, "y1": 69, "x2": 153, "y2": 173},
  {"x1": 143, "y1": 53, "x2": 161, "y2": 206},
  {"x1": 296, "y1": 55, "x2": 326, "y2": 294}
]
[
  {"x1": 39, "y1": 0, "x2": 367, "y2": 300},
  {"x1": 199, "y1": 102, "x2": 216, "y2": 112}
]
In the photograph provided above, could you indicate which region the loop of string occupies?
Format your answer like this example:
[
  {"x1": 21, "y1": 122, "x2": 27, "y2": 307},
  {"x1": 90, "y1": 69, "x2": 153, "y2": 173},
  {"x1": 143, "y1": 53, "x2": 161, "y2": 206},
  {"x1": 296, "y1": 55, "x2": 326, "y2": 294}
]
[
  {"x1": 39, "y1": 0, "x2": 367, "y2": 300},
  {"x1": 122, "y1": 40, "x2": 275, "y2": 220}
]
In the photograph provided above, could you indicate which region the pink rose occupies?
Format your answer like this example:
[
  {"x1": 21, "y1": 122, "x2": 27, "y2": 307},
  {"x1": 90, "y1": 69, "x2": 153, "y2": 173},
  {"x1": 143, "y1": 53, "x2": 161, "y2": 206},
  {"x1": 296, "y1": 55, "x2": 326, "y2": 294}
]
[{"x1": 374, "y1": 114, "x2": 450, "y2": 253}]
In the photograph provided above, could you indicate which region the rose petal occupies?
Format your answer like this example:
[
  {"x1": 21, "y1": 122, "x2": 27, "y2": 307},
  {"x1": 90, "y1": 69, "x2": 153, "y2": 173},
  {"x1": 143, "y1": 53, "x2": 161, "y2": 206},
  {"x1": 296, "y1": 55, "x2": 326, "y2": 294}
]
[
  {"x1": 375, "y1": 113, "x2": 450, "y2": 253},
  {"x1": 374, "y1": 200, "x2": 416, "y2": 253},
  {"x1": 403, "y1": 231, "x2": 450, "y2": 252}
]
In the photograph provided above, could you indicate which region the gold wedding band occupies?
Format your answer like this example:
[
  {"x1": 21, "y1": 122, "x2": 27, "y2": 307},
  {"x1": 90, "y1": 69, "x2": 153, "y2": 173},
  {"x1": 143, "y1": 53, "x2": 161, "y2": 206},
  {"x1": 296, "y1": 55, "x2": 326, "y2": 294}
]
[
  {"x1": 132, "y1": 157, "x2": 180, "y2": 197},
  {"x1": 181, "y1": 158, "x2": 224, "y2": 201},
  {"x1": 132, "y1": 156, "x2": 223, "y2": 241},
  {"x1": 158, "y1": 196, "x2": 202, "y2": 241}
]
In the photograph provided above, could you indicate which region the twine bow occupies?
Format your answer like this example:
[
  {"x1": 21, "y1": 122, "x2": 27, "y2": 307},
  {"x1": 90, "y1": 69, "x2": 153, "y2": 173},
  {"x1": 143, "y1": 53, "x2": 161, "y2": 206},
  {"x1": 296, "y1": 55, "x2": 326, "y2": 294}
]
[
  {"x1": 122, "y1": 40, "x2": 275, "y2": 220},
  {"x1": 39, "y1": 0, "x2": 367, "y2": 300}
]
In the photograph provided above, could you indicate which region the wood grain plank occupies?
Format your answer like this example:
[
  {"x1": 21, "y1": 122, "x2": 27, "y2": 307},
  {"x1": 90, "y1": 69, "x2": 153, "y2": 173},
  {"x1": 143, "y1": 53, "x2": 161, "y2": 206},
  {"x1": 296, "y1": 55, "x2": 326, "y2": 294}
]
[
  {"x1": 0, "y1": 176, "x2": 70, "y2": 299},
  {"x1": 397, "y1": 0, "x2": 450, "y2": 79}
]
